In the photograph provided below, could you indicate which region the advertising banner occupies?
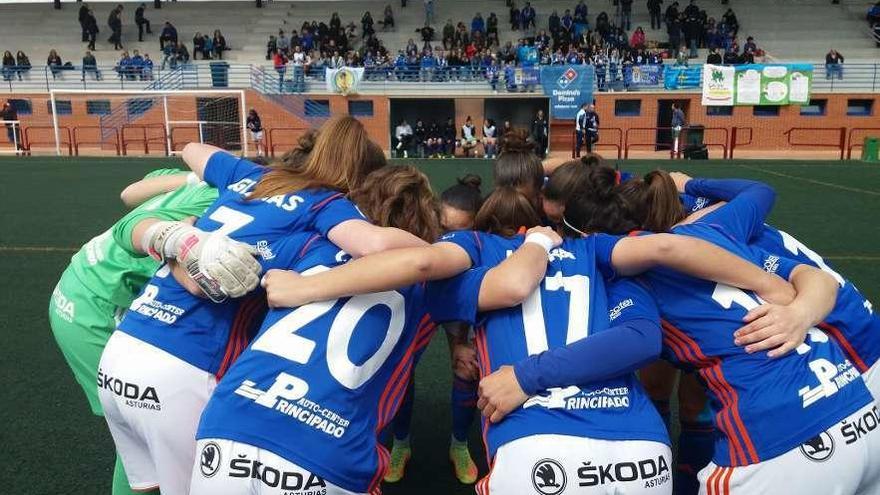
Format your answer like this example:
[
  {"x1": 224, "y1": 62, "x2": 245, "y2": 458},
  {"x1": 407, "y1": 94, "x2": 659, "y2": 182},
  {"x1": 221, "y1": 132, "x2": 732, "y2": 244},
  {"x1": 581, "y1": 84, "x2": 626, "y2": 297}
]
[{"x1": 540, "y1": 66, "x2": 595, "y2": 120}]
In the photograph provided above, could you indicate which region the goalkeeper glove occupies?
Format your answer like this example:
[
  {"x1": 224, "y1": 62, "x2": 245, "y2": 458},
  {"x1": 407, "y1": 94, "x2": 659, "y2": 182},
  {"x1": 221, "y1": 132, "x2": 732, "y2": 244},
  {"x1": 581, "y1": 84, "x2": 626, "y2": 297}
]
[{"x1": 141, "y1": 221, "x2": 262, "y2": 303}]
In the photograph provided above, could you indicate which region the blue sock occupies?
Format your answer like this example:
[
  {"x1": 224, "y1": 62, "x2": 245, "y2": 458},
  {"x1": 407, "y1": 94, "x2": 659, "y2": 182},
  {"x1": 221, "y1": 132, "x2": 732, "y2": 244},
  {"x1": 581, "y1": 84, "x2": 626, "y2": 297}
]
[
  {"x1": 450, "y1": 376, "x2": 478, "y2": 442},
  {"x1": 391, "y1": 379, "x2": 415, "y2": 443},
  {"x1": 675, "y1": 420, "x2": 715, "y2": 495}
]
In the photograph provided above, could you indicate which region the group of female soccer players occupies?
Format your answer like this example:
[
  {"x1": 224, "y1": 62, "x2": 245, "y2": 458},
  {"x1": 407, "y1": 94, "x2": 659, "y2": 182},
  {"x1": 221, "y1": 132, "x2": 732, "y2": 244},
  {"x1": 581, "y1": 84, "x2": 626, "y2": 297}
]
[{"x1": 49, "y1": 115, "x2": 880, "y2": 495}]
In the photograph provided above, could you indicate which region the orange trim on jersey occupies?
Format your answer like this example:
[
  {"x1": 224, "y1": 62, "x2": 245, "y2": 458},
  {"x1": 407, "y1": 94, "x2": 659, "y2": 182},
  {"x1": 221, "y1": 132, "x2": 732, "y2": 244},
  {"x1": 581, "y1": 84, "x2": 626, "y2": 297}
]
[
  {"x1": 662, "y1": 321, "x2": 760, "y2": 466},
  {"x1": 297, "y1": 233, "x2": 323, "y2": 260},
  {"x1": 367, "y1": 444, "x2": 390, "y2": 493},
  {"x1": 819, "y1": 322, "x2": 869, "y2": 372},
  {"x1": 375, "y1": 314, "x2": 429, "y2": 428},
  {"x1": 517, "y1": 226, "x2": 527, "y2": 235},
  {"x1": 627, "y1": 230, "x2": 645, "y2": 237},
  {"x1": 661, "y1": 325, "x2": 743, "y2": 466},
  {"x1": 309, "y1": 192, "x2": 345, "y2": 212},
  {"x1": 473, "y1": 326, "x2": 494, "y2": 469},
  {"x1": 216, "y1": 295, "x2": 264, "y2": 380}
]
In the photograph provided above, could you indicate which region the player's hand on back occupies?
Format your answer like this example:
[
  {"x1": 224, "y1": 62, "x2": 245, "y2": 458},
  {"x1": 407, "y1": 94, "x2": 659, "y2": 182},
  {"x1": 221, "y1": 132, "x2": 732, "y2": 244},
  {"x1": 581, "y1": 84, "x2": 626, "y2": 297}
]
[
  {"x1": 143, "y1": 221, "x2": 262, "y2": 302},
  {"x1": 169, "y1": 260, "x2": 206, "y2": 298},
  {"x1": 525, "y1": 226, "x2": 563, "y2": 248},
  {"x1": 451, "y1": 343, "x2": 480, "y2": 381},
  {"x1": 734, "y1": 302, "x2": 811, "y2": 358},
  {"x1": 262, "y1": 269, "x2": 308, "y2": 308},
  {"x1": 669, "y1": 171, "x2": 692, "y2": 193},
  {"x1": 478, "y1": 365, "x2": 529, "y2": 424}
]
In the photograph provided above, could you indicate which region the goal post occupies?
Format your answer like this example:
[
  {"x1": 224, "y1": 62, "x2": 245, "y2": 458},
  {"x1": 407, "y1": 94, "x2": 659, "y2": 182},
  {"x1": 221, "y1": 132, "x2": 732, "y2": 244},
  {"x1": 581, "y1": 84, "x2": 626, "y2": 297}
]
[{"x1": 47, "y1": 89, "x2": 248, "y2": 157}]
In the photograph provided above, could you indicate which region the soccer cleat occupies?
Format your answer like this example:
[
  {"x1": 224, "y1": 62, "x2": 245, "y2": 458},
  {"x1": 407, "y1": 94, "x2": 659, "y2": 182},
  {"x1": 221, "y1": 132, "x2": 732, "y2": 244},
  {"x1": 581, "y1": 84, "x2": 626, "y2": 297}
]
[
  {"x1": 449, "y1": 443, "x2": 478, "y2": 484},
  {"x1": 383, "y1": 444, "x2": 411, "y2": 483}
]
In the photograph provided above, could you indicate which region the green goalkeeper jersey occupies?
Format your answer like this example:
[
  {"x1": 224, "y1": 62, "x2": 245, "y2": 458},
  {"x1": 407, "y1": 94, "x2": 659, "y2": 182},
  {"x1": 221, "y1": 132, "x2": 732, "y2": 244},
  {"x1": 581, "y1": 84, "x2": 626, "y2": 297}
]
[{"x1": 65, "y1": 168, "x2": 219, "y2": 310}]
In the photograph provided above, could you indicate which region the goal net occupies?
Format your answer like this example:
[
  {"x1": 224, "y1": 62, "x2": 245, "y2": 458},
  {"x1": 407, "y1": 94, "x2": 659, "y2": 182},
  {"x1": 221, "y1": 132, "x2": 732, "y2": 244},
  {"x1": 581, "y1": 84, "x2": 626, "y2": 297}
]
[{"x1": 3, "y1": 90, "x2": 248, "y2": 156}]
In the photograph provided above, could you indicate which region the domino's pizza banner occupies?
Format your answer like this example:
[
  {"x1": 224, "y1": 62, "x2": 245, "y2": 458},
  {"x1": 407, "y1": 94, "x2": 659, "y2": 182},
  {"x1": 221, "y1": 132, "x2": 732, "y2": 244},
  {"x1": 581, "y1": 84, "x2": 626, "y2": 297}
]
[
  {"x1": 702, "y1": 64, "x2": 813, "y2": 106},
  {"x1": 541, "y1": 66, "x2": 595, "y2": 120}
]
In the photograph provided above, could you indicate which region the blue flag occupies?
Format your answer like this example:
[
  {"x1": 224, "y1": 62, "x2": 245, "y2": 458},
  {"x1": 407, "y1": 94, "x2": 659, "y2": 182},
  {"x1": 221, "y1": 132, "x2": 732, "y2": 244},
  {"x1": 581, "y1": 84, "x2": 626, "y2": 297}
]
[
  {"x1": 541, "y1": 66, "x2": 595, "y2": 120},
  {"x1": 663, "y1": 65, "x2": 702, "y2": 89}
]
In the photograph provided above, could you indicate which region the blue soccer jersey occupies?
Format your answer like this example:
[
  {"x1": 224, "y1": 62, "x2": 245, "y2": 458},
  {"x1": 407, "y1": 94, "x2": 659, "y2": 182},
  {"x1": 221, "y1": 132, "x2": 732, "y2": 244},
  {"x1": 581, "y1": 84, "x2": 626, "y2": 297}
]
[
  {"x1": 197, "y1": 235, "x2": 480, "y2": 493},
  {"x1": 753, "y1": 225, "x2": 880, "y2": 371},
  {"x1": 118, "y1": 152, "x2": 365, "y2": 374},
  {"x1": 438, "y1": 231, "x2": 670, "y2": 457},
  {"x1": 637, "y1": 222, "x2": 873, "y2": 467},
  {"x1": 683, "y1": 176, "x2": 879, "y2": 372}
]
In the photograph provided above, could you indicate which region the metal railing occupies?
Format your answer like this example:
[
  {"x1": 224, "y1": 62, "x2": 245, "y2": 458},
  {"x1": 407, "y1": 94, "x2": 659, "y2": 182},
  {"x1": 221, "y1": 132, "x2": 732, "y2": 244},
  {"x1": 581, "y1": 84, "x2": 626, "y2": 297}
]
[{"x1": 3, "y1": 62, "x2": 880, "y2": 94}]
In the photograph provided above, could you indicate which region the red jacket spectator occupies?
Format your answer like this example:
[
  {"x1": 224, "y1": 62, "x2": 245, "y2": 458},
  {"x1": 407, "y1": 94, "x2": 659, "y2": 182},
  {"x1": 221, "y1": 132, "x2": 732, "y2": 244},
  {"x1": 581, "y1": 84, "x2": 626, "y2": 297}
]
[{"x1": 630, "y1": 27, "x2": 646, "y2": 48}]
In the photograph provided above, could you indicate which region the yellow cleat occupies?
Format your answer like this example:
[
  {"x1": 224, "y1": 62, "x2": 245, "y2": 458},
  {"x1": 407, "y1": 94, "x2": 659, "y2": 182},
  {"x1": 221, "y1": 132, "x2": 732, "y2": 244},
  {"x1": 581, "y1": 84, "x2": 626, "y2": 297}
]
[
  {"x1": 383, "y1": 444, "x2": 411, "y2": 483},
  {"x1": 449, "y1": 443, "x2": 478, "y2": 484}
]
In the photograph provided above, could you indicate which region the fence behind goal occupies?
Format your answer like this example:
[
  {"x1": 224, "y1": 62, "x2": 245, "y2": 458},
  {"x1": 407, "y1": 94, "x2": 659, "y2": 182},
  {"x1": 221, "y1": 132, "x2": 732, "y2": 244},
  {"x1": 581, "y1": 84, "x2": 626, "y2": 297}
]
[{"x1": 0, "y1": 90, "x2": 248, "y2": 157}]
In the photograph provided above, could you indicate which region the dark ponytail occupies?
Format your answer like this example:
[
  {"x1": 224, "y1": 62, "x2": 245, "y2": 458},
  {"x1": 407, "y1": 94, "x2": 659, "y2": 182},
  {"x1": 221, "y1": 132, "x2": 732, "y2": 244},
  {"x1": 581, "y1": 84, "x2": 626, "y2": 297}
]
[
  {"x1": 563, "y1": 180, "x2": 639, "y2": 237},
  {"x1": 440, "y1": 174, "x2": 484, "y2": 215},
  {"x1": 494, "y1": 128, "x2": 544, "y2": 197},
  {"x1": 617, "y1": 170, "x2": 684, "y2": 233}
]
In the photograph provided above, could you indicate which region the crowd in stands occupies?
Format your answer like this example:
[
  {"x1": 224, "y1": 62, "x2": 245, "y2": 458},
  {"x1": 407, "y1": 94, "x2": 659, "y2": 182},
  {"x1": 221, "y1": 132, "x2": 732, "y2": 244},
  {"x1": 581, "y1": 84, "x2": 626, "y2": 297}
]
[
  {"x1": 1, "y1": 51, "x2": 31, "y2": 82},
  {"x1": 1, "y1": 0, "x2": 873, "y2": 89}
]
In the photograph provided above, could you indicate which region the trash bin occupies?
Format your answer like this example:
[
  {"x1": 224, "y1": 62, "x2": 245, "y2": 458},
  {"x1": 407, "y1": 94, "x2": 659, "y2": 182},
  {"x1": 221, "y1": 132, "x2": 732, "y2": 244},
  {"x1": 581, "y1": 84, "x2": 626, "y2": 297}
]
[
  {"x1": 861, "y1": 136, "x2": 880, "y2": 162},
  {"x1": 209, "y1": 61, "x2": 229, "y2": 88},
  {"x1": 686, "y1": 125, "x2": 705, "y2": 146}
]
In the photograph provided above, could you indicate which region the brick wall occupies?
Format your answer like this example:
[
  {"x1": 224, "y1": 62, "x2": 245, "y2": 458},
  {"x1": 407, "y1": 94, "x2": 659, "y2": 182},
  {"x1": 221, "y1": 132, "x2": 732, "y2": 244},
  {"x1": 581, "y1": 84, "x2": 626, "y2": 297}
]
[{"x1": 4, "y1": 91, "x2": 877, "y2": 157}]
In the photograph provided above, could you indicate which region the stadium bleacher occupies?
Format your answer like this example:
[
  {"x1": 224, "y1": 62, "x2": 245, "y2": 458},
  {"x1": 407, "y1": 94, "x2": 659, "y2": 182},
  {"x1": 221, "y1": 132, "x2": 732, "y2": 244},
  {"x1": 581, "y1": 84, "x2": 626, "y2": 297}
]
[{"x1": 0, "y1": 0, "x2": 876, "y2": 70}]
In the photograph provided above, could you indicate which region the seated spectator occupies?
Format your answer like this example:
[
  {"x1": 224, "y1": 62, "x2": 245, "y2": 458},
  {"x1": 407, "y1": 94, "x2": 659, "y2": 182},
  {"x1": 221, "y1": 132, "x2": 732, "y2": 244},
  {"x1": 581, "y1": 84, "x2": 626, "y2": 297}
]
[
  {"x1": 202, "y1": 35, "x2": 214, "y2": 60},
  {"x1": 413, "y1": 119, "x2": 427, "y2": 157},
  {"x1": 15, "y1": 51, "x2": 30, "y2": 79},
  {"x1": 213, "y1": 30, "x2": 228, "y2": 60},
  {"x1": 426, "y1": 120, "x2": 444, "y2": 157},
  {"x1": 195, "y1": 32, "x2": 209, "y2": 60},
  {"x1": 630, "y1": 26, "x2": 646, "y2": 48},
  {"x1": 743, "y1": 36, "x2": 757, "y2": 57},
  {"x1": 380, "y1": 4, "x2": 395, "y2": 30},
  {"x1": 142, "y1": 53, "x2": 154, "y2": 80},
  {"x1": 722, "y1": 46, "x2": 739, "y2": 64},
  {"x1": 442, "y1": 118, "x2": 457, "y2": 156},
  {"x1": 159, "y1": 21, "x2": 178, "y2": 50},
  {"x1": 825, "y1": 49, "x2": 844, "y2": 80},
  {"x1": 47, "y1": 49, "x2": 63, "y2": 79},
  {"x1": 482, "y1": 118, "x2": 497, "y2": 158},
  {"x1": 459, "y1": 116, "x2": 477, "y2": 157},
  {"x1": 706, "y1": 47, "x2": 722, "y2": 64},
  {"x1": 471, "y1": 13, "x2": 485, "y2": 36},
  {"x1": 175, "y1": 42, "x2": 189, "y2": 64},
  {"x1": 116, "y1": 51, "x2": 133, "y2": 79},
  {"x1": 131, "y1": 49, "x2": 145, "y2": 79},
  {"x1": 81, "y1": 50, "x2": 101, "y2": 81},
  {"x1": 2, "y1": 51, "x2": 14, "y2": 82},
  {"x1": 394, "y1": 119, "x2": 413, "y2": 158}
]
